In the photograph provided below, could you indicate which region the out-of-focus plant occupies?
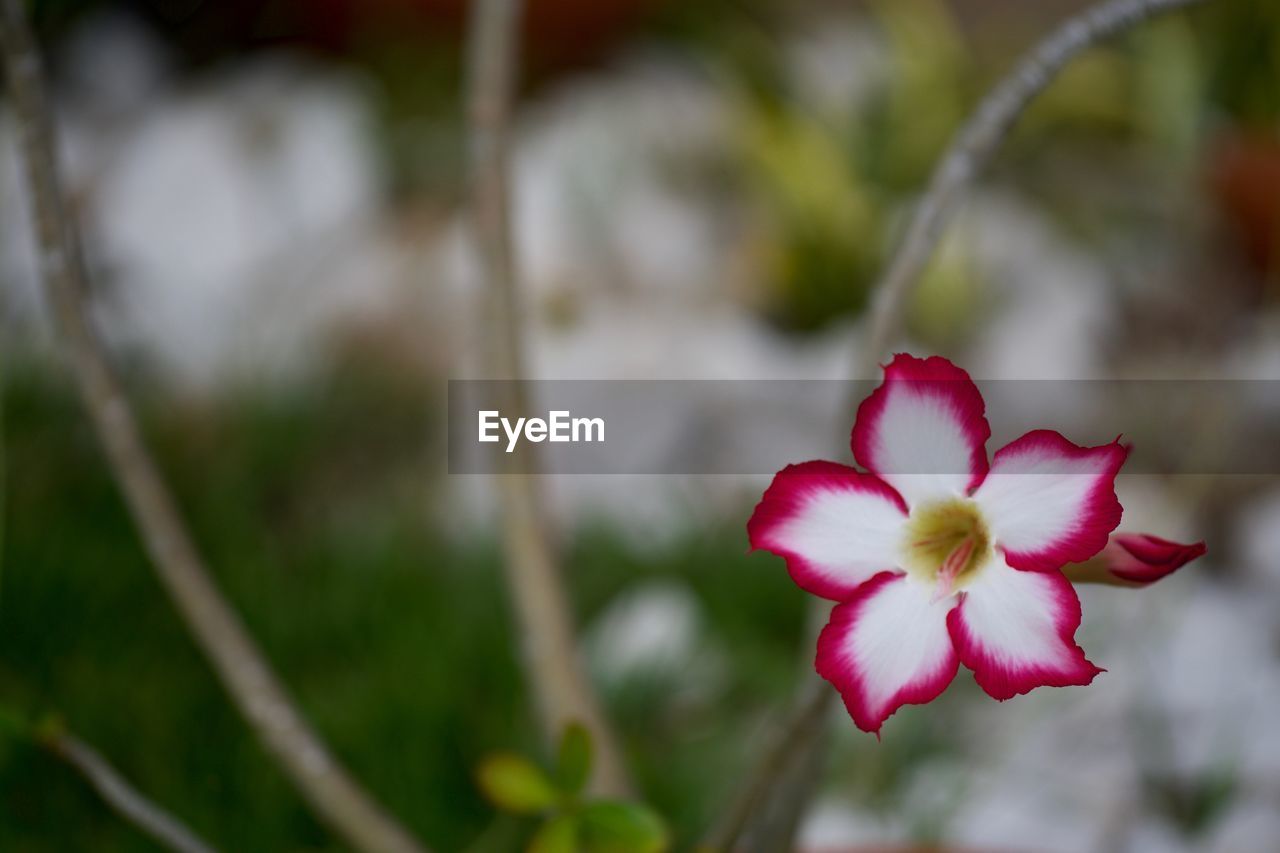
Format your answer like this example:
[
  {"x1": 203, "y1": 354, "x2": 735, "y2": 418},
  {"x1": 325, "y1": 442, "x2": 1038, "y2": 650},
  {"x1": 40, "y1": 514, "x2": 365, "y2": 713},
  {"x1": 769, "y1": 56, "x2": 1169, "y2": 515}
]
[
  {"x1": 0, "y1": 705, "x2": 25, "y2": 768},
  {"x1": 867, "y1": 0, "x2": 971, "y2": 189},
  {"x1": 907, "y1": 229, "x2": 984, "y2": 352},
  {"x1": 735, "y1": 104, "x2": 880, "y2": 331},
  {"x1": 477, "y1": 724, "x2": 667, "y2": 853},
  {"x1": 720, "y1": 0, "x2": 1280, "y2": 338},
  {"x1": 1201, "y1": 0, "x2": 1280, "y2": 128},
  {"x1": 724, "y1": 0, "x2": 982, "y2": 336}
]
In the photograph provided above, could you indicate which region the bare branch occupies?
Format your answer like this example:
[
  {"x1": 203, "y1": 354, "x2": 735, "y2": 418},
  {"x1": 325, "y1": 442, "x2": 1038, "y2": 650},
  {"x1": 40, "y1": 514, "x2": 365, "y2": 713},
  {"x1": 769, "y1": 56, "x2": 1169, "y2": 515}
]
[
  {"x1": 717, "y1": 0, "x2": 1210, "y2": 848},
  {"x1": 41, "y1": 728, "x2": 219, "y2": 853},
  {"x1": 861, "y1": 0, "x2": 1208, "y2": 370},
  {"x1": 0, "y1": 4, "x2": 425, "y2": 851},
  {"x1": 465, "y1": 0, "x2": 632, "y2": 797},
  {"x1": 702, "y1": 677, "x2": 830, "y2": 851}
]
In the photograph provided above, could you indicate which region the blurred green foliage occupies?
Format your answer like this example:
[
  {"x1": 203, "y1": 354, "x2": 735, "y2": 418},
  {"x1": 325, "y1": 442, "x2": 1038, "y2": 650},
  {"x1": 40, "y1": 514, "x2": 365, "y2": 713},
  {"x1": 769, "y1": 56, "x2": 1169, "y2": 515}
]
[
  {"x1": 713, "y1": 0, "x2": 1280, "y2": 335},
  {"x1": 721, "y1": 0, "x2": 979, "y2": 334},
  {"x1": 0, "y1": 358, "x2": 523, "y2": 850},
  {"x1": 554, "y1": 723, "x2": 591, "y2": 797},
  {"x1": 0, "y1": 357, "x2": 819, "y2": 850},
  {"x1": 1202, "y1": 0, "x2": 1280, "y2": 128},
  {"x1": 479, "y1": 753, "x2": 562, "y2": 815}
]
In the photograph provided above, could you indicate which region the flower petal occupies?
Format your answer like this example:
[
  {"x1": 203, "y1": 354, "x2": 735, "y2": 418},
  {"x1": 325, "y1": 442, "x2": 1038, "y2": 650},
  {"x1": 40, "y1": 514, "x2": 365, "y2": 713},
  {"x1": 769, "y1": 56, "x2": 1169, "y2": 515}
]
[
  {"x1": 815, "y1": 571, "x2": 959, "y2": 734},
  {"x1": 947, "y1": 558, "x2": 1102, "y2": 700},
  {"x1": 748, "y1": 461, "x2": 908, "y2": 600},
  {"x1": 852, "y1": 354, "x2": 991, "y2": 508},
  {"x1": 974, "y1": 430, "x2": 1128, "y2": 572},
  {"x1": 1102, "y1": 533, "x2": 1206, "y2": 585}
]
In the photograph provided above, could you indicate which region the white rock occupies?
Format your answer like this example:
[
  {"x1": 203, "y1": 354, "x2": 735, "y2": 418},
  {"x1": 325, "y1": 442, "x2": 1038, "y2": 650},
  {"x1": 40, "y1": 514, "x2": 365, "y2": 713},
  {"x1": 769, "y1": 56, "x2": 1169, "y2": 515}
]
[
  {"x1": 1209, "y1": 801, "x2": 1280, "y2": 853},
  {"x1": 585, "y1": 579, "x2": 724, "y2": 699},
  {"x1": 798, "y1": 799, "x2": 904, "y2": 850}
]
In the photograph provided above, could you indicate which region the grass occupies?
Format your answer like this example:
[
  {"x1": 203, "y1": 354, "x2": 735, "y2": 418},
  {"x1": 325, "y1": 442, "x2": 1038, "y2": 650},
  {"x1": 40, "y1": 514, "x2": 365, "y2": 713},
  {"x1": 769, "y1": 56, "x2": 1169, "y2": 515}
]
[{"x1": 0, "y1": 357, "x2": 813, "y2": 851}]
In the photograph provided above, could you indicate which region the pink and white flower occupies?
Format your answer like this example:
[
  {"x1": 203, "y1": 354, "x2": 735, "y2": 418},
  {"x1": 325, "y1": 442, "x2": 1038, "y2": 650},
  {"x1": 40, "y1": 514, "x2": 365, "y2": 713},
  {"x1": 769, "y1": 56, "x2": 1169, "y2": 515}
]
[{"x1": 748, "y1": 354, "x2": 1136, "y2": 734}]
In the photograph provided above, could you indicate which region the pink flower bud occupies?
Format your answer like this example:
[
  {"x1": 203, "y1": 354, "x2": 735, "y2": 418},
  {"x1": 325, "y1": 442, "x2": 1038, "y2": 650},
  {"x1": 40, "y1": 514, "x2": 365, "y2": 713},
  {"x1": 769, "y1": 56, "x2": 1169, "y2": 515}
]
[{"x1": 1102, "y1": 533, "x2": 1206, "y2": 585}]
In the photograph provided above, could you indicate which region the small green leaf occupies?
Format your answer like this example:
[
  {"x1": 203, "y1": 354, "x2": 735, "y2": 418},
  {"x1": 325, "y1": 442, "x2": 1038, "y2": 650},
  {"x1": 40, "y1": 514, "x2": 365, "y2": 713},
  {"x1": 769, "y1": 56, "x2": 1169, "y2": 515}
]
[
  {"x1": 528, "y1": 813, "x2": 579, "y2": 853},
  {"x1": 579, "y1": 800, "x2": 668, "y2": 853},
  {"x1": 555, "y1": 722, "x2": 592, "y2": 796},
  {"x1": 477, "y1": 753, "x2": 558, "y2": 815}
]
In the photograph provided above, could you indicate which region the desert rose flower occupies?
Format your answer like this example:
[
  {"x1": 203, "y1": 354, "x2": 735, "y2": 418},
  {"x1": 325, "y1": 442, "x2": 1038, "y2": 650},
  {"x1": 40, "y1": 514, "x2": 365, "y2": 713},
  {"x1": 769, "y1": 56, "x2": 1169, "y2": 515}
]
[{"x1": 749, "y1": 354, "x2": 1132, "y2": 734}]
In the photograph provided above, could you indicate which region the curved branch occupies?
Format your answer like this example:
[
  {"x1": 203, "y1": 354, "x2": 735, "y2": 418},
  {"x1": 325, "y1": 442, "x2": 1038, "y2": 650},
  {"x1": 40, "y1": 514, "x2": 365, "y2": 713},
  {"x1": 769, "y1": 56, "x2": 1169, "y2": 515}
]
[
  {"x1": 42, "y1": 729, "x2": 219, "y2": 853},
  {"x1": 465, "y1": 0, "x2": 632, "y2": 798},
  {"x1": 717, "y1": 0, "x2": 1210, "y2": 848},
  {"x1": 861, "y1": 0, "x2": 1208, "y2": 369},
  {"x1": 0, "y1": 4, "x2": 425, "y2": 851}
]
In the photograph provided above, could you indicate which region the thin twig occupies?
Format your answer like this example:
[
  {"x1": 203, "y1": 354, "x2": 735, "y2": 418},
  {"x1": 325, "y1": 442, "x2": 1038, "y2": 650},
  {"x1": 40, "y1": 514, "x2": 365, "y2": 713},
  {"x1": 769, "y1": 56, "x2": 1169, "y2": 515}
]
[
  {"x1": 714, "y1": 0, "x2": 1209, "y2": 848},
  {"x1": 41, "y1": 728, "x2": 219, "y2": 853},
  {"x1": 0, "y1": 307, "x2": 7, "y2": 614},
  {"x1": 465, "y1": 0, "x2": 632, "y2": 798},
  {"x1": 703, "y1": 677, "x2": 830, "y2": 851},
  {"x1": 0, "y1": 4, "x2": 425, "y2": 851}
]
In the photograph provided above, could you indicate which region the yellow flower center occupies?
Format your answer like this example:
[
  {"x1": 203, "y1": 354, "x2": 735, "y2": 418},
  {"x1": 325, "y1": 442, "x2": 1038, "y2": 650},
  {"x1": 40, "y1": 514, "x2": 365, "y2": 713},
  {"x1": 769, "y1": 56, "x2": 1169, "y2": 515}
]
[{"x1": 902, "y1": 498, "x2": 993, "y2": 598}]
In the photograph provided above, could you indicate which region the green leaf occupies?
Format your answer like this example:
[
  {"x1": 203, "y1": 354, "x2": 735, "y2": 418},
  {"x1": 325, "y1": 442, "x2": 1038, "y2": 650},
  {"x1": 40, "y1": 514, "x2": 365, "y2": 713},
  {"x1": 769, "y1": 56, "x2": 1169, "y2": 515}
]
[
  {"x1": 528, "y1": 814, "x2": 579, "y2": 853},
  {"x1": 476, "y1": 753, "x2": 558, "y2": 815},
  {"x1": 579, "y1": 800, "x2": 668, "y2": 853},
  {"x1": 555, "y1": 722, "x2": 592, "y2": 796}
]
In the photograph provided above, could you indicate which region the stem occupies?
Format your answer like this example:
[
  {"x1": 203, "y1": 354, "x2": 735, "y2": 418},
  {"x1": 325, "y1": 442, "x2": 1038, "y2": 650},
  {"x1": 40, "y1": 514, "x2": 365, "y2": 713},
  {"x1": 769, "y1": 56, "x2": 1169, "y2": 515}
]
[
  {"x1": 1061, "y1": 557, "x2": 1145, "y2": 587},
  {"x1": 0, "y1": 4, "x2": 425, "y2": 851},
  {"x1": 464, "y1": 0, "x2": 632, "y2": 797},
  {"x1": 717, "y1": 0, "x2": 1210, "y2": 848},
  {"x1": 860, "y1": 0, "x2": 1208, "y2": 369},
  {"x1": 42, "y1": 729, "x2": 219, "y2": 853},
  {"x1": 702, "y1": 677, "x2": 830, "y2": 851}
]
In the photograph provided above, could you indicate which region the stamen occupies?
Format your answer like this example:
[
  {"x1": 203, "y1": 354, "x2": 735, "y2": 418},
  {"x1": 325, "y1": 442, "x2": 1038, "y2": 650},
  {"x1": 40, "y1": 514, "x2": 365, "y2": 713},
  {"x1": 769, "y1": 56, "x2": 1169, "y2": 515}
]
[
  {"x1": 902, "y1": 498, "x2": 992, "y2": 594},
  {"x1": 931, "y1": 537, "x2": 974, "y2": 603}
]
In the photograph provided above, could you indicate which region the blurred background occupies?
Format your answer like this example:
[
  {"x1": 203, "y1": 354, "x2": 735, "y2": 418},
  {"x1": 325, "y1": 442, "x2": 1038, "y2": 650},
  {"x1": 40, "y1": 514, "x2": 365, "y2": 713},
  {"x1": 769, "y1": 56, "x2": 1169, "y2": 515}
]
[{"x1": 2, "y1": 0, "x2": 1280, "y2": 850}]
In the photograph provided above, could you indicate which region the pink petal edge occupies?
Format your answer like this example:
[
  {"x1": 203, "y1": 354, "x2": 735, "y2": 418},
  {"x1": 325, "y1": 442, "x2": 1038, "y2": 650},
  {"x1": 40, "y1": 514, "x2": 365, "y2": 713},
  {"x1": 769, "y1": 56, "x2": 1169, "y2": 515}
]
[
  {"x1": 947, "y1": 566, "x2": 1103, "y2": 701},
  {"x1": 981, "y1": 430, "x2": 1130, "y2": 573},
  {"x1": 815, "y1": 572, "x2": 961, "y2": 735},
  {"x1": 747, "y1": 460, "x2": 908, "y2": 601}
]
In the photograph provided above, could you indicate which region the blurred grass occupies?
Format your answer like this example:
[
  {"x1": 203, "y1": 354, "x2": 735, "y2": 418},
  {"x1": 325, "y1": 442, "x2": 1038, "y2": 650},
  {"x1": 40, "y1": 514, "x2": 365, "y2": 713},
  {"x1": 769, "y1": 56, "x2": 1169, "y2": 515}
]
[
  {"x1": 0, "y1": 356, "x2": 813, "y2": 850},
  {"x1": 0, "y1": 357, "x2": 522, "y2": 850}
]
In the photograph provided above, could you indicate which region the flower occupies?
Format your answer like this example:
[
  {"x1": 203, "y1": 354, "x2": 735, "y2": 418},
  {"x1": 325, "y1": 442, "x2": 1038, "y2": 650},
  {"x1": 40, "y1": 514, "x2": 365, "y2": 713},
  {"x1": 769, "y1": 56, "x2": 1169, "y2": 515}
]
[
  {"x1": 1087, "y1": 532, "x2": 1206, "y2": 586},
  {"x1": 748, "y1": 354, "x2": 1133, "y2": 734}
]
